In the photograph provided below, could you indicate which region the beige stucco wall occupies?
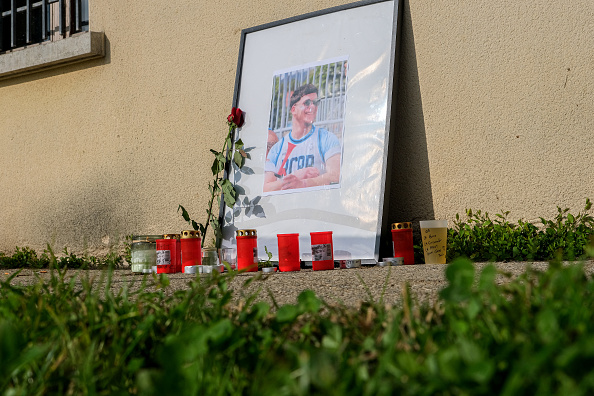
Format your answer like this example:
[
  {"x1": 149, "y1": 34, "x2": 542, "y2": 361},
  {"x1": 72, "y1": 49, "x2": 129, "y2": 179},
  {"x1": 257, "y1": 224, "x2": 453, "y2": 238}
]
[
  {"x1": 1, "y1": 0, "x2": 593, "y2": 256},
  {"x1": 389, "y1": 0, "x2": 594, "y2": 226}
]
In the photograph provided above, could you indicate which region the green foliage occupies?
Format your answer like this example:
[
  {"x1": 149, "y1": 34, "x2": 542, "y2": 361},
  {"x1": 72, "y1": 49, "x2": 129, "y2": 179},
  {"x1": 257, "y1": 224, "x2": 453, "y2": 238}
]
[
  {"x1": 3, "y1": 256, "x2": 594, "y2": 394},
  {"x1": 124, "y1": 234, "x2": 133, "y2": 265},
  {"x1": 538, "y1": 198, "x2": 594, "y2": 260},
  {"x1": 445, "y1": 199, "x2": 594, "y2": 262},
  {"x1": 258, "y1": 246, "x2": 274, "y2": 269},
  {"x1": 434, "y1": 258, "x2": 594, "y2": 395},
  {"x1": 3, "y1": 200, "x2": 594, "y2": 393},
  {"x1": 0, "y1": 245, "x2": 124, "y2": 270},
  {"x1": 0, "y1": 247, "x2": 49, "y2": 269}
]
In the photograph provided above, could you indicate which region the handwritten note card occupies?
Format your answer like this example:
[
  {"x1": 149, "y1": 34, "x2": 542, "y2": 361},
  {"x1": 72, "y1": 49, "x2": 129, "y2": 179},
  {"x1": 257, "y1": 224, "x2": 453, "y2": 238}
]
[{"x1": 422, "y1": 227, "x2": 447, "y2": 264}]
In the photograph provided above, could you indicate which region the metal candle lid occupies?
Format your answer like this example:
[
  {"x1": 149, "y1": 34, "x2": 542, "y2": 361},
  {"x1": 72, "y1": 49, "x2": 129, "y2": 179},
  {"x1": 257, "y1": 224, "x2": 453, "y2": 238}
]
[
  {"x1": 391, "y1": 222, "x2": 412, "y2": 230},
  {"x1": 236, "y1": 229, "x2": 257, "y2": 237},
  {"x1": 181, "y1": 230, "x2": 200, "y2": 239},
  {"x1": 132, "y1": 235, "x2": 163, "y2": 243},
  {"x1": 163, "y1": 234, "x2": 180, "y2": 239}
]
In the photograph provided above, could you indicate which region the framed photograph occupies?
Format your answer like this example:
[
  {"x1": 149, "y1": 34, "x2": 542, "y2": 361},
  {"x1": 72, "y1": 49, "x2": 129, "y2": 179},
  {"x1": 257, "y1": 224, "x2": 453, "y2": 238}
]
[{"x1": 221, "y1": 0, "x2": 403, "y2": 263}]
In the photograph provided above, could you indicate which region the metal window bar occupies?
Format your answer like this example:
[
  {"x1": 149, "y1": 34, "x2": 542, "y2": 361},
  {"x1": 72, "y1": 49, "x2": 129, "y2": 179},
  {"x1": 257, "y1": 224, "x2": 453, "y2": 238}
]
[
  {"x1": 278, "y1": 74, "x2": 289, "y2": 130},
  {"x1": 268, "y1": 77, "x2": 276, "y2": 131},
  {"x1": 11, "y1": 0, "x2": 15, "y2": 48},
  {"x1": 326, "y1": 67, "x2": 332, "y2": 121},
  {"x1": 279, "y1": 77, "x2": 286, "y2": 131},
  {"x1": 41, "y1": 0, "x2": 45, "y2": 39},
  {"x1": 0, "y1": 0, "x2": 86, "y2": 52},
  {"x1": 76, "y1": 0, "x2": 80, "y2": 31},
  {"x1": 26, "y1": 0, "x2": 30, "y2": 43}
]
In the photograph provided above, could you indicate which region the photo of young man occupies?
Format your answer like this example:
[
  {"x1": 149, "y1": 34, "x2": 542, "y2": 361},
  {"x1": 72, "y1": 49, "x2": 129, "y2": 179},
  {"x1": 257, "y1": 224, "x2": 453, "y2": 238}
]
[{"x1": 264, "y1": 83, "x2": 342, "y2": 193}]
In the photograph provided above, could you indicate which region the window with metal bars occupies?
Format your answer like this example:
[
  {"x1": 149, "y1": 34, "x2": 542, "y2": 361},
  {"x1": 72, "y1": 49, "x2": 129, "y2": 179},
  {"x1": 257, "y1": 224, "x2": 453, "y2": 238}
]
[{"x1": 0, "y1": 0, "x2": 88, "y2": 53}]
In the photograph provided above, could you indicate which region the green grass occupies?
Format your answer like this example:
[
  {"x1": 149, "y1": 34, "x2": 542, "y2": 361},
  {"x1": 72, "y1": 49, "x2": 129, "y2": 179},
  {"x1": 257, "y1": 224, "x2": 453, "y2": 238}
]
[
  {"x1": 2, "y1": 248, "x2": 594, "y2": 394},
  {"x1": 2, "y1": 201, "x2": 594, "y2": 393}
]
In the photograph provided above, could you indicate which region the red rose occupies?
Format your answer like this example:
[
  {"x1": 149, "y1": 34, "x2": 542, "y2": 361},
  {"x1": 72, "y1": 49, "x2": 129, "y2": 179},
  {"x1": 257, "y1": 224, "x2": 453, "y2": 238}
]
[{"x1": 227, "y1": 107, "x2": 244, "y2": 127}]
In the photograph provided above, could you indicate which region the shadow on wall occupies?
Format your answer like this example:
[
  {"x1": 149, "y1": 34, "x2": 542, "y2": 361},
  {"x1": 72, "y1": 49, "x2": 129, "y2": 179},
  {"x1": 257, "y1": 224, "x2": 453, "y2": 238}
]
[
  {"x1": 35, "y1": 175, "x2": 128, "y2": 257},
  {"x1": 387, "y1": 0, "x2": 435, "y2": 227},
  {"x1": 0, "y1": 35, "x2": 111, "y2": 88}
]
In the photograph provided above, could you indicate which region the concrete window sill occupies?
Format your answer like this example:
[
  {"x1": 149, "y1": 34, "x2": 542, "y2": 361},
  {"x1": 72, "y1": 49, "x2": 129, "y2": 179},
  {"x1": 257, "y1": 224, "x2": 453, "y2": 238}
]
[{"x1": 0, "y1": 31, "x2": 105, "y2": 81}]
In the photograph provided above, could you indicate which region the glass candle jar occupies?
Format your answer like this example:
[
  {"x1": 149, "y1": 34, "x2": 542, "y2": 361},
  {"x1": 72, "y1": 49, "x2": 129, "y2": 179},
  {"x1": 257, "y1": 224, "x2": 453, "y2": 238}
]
[
  {"x1": 220, "y1": 247, "x2": 237, "y2": 270},
  {"x1": 201, "y1": 247, "x2": 219, "y2": 267},
  {"x1": 131, "y1": 235, "x2": 162, "y2": 273}
]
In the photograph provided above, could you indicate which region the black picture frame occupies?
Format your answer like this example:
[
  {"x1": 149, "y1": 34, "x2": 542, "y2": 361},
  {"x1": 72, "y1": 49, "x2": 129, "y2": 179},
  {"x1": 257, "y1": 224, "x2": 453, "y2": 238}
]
[{"x1": 221, "y1": 0, "x2": 403, "y2": 263}]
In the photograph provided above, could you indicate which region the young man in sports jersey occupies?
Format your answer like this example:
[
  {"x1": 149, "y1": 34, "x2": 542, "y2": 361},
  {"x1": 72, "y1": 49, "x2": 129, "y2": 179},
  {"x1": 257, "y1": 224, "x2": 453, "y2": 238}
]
[{"x1": 264, "y1": 83, "x2": 341, "y2": 192}]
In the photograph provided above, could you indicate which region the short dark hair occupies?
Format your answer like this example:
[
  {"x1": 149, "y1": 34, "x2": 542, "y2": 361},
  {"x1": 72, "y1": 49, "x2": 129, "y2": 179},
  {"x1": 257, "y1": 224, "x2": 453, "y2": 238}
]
[{"x1": 290, "y1": 83, "x2": 319, "y2": 108}]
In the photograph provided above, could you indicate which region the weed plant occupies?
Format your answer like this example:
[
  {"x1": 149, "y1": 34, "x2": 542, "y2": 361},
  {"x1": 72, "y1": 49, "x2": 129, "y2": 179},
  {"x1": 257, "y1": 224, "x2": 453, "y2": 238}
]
[
  {"x1": 411, "y1": 199, "x2": 594, "y2": 263},
  {"x1": 0, "y1": 246, "x2": 123, "y2": 270},
  {"x1": 2, "y1": 247, "x2": 594, "y2": 394}
]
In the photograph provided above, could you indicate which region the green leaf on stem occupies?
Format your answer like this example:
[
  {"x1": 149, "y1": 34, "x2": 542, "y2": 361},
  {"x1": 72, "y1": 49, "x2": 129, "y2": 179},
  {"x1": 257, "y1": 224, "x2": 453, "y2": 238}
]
[
  {"x1": 221, "y1": 180, "x2": 237, "y2": 208},
  {"x1": 212, "y1": 155, "x2": 225, "y2": 175},
  {"x1": 178, "y1": 205, "x2": 191, "y2": 222},
  {"x1": 221, "y1": 179, "x2": 235, "y2": 196},
  {"x1": 211, "y1": 217, "x2": 222, "y2": 241},
  {"x1": 233, "y1": 150, "x2": 244, "y2": 168}
]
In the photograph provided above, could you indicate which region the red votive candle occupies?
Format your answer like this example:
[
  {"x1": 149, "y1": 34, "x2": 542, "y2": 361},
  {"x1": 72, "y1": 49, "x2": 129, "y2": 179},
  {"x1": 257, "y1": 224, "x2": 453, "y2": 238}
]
[
  {"x1": 391, "y1": 222, "x2": 414, "y2": 265},
  {"x1": 310, "y1": 231, "x2": 334, "y2": 271},
  {"x1": 277, "y1": 233, "x2": 300, "y2": 272},
  {"x1": 236, "y1": 229, "x2": 258, "y2": 272},
  {"x1": 181, "y1": 230, "x2": 201, "y2": 273}
]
